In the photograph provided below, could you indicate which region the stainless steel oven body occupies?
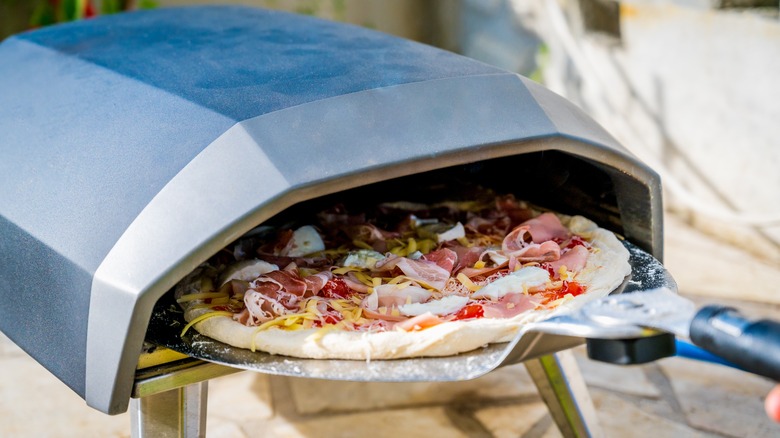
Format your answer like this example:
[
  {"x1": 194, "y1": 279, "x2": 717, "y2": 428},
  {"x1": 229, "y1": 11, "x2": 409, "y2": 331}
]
[{"x1": 0, "y1": 6, "x2": 661, "y2": 416}]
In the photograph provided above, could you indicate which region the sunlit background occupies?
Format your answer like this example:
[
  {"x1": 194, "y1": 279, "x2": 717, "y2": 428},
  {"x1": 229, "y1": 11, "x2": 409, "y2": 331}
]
[{"x1": 1, "y1": 1, "x2": 778, "y2": 436}]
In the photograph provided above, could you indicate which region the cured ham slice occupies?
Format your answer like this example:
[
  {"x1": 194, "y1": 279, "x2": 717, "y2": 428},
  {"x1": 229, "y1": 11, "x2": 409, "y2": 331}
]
[
  {"x1": 240, "y1": 270, "x2": 311, "y2": 324},
  {"x1": 502, "y1": 217, "x2": 564, "y2": 263},
  {"x1": 451, "y1": 245, "x2": 485, "y2": 273},
  {"x1": 303, "y1": 271, "x2": 332, "y2": 295},
  {"x1": 263, "y1": 270, "x2": 308, "y2": 297},
  {"x1": 481, "y1": 293, "x2": 540, "y2": 318},
  {"x1": 395, "y1": 313, "x2": 446, "y2": 331},
  {"x1": 544, "y1": 245, "x2": 589, "y2": 277},
  {"x1": 422, "y1": 248, "x2": 457, "y2": 274},
  {"x1": 511, "y1": 241, "x2": 561, "y2": 263},
  {"x1": 394, "y1": 258, "x2": 450, "y2": 291},
  {"x1": 360, "y1": 285, "x2": 420, "y2": 321},
  {"x1": 522, "y1": 213, "x2": 570, "y2": 243}
]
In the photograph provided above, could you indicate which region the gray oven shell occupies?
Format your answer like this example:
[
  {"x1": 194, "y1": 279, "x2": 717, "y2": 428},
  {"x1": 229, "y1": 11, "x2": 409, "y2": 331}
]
[{"x1": 0, "y1": 6, "x2": 661, "y2": 414}]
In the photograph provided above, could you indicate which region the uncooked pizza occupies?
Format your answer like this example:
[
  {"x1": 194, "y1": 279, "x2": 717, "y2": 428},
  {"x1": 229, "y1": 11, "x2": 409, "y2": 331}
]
[{"x1": 175, "y1": 191, "x2": 630, "y2": 359}]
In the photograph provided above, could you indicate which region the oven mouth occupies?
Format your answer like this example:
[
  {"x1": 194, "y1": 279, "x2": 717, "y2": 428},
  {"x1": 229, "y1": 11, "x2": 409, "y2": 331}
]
[{"x1": 239, "y1": 150, "x2": 622, "y2": 240}]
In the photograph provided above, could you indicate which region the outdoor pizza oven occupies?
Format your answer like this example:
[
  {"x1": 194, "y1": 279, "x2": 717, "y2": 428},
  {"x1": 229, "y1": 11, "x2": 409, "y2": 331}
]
[{"x1": 0, "y1": 5, "x2": 670, "y2": 436}]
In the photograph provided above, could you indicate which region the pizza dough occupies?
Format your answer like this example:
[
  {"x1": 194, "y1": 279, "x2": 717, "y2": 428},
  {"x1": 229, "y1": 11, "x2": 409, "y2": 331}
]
[{"x1": 176, "y1": 199, "x2": 631, "y2": 360}]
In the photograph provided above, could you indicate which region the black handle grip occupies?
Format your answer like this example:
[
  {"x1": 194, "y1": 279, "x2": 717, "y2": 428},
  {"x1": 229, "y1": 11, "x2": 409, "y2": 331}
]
[{"x1": 690, "y1": 305, "x2": 780, "y2": 381}]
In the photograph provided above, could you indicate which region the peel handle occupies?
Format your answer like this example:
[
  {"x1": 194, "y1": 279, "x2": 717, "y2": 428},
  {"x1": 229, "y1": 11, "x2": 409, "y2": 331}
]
[{"x1": 690, "y1": 306, "x2": 780, "y2": 381}]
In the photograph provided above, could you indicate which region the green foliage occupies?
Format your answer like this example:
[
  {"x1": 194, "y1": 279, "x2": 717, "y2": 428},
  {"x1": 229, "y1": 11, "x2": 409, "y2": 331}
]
[{"x1": 138, "y1": 0, "x2": 158, "y2": 10}]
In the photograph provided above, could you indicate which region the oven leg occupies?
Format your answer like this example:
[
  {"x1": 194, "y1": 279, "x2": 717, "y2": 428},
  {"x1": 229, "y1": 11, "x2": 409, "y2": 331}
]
[
  {"x1": 525, "y1": 350, "x2": 603, "y2": 438},
  {"x1": 130, "y1": 381, "x2": 208, "y2": 438}
]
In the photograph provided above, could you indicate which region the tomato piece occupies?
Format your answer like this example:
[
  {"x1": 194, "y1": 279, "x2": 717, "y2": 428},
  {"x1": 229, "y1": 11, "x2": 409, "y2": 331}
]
[
  {"x1": 312, "y1": 313, "x2": 343, "y2": 327},
  {"x1": 454, "y1": 303, "x2": 484, "y2": 320},
  {"x1": 566, "y1": 236, "x2": 588, "y2": 249},
  {"x1": 563, "y1": 281, "x2": 584, "y2": 297},
  {"x1": 540, "y1": 263, "x2": 556, "y2": 278},
  {"x1": 320, "y1": 278, "x2": 351, "y2": 299}
]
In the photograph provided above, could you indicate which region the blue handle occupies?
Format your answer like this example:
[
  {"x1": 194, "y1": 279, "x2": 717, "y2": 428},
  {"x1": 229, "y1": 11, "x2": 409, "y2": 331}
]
[{"x1": 674, "y1": 339, "x2": 741, "y2": 369}]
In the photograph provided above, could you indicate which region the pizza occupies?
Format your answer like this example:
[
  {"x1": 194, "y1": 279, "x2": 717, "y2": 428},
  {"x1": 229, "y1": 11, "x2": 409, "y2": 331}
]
[{"x1": 174, "y1": 192, "x2": 630, "y2": 360}]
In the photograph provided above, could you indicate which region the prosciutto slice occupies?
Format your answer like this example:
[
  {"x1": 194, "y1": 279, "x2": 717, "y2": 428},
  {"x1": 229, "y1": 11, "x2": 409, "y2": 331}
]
[
  {"x1": 394, "y1": 258, "x2": 450, "y2": 291},
  {"x1": 501, "y1": 214, "x2": 570, "y2": 263},
  {"x1": 395, "y1": 313, "x2": 447, "y2": 331},
  {"x1": 450, "y1": 245, "x2": 485, "y2": 274},
  {"x1": 422, "y1": 248, "x2": 457, "y2": 274},
  {"x1": 481, "y1": 293, "x2": 540, "y2": 319},
  {"x1": 502, "y1": 225, "x2": 561, "y2": 262},
  {"x1": 358, "y1": 283, "x2": 438, "y2": 323},
  {"x1": 523, "y1": 213, "x2": 570, "y2": 243},
  {"x1": 239, "y1": 270, "x2": 310, "y2": 325},
  {"x1": 544, "y1": 245, "x2": 589, "y2": 277},
  {"x1": 303, "y1": 271, "x2": 332, "y2": 295}
]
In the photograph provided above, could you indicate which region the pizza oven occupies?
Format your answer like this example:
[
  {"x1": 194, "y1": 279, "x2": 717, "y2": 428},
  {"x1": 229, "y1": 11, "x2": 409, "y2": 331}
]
[{"x1": 0, "y1": 6, "x2": 674, "y2": 436}]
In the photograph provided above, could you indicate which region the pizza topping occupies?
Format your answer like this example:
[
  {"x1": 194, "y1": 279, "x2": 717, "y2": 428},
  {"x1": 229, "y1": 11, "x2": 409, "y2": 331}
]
[
  {"x1": 393, "y1": 257, "x2": 450, "y2": 291},
  {"x1": 436, "y1": 222, "x2": 465, "y2": 243},
  {"x1": 398, "y1": 295, "x2": 470, "y2": 316},
  {"x1": 470, "y1": 266, "x2": 550, "y2": 300},
  {"x1": 319, "y1": 277, "x2": 352, "y2": 299},
  {"x1": 219, "y1": 259, "x2": 279, "y2": 286},
  {"x1": 451, "y1": 245, "x2": 487, "y2": 273},
  {"x1": 373, "y1": 284, "x2": 432, "y2": 308},
  {"x1": 342, "y1": 249, "x2": 386, "y2": 269},
  {"x1": 454, "y1": 303, "x2": 485, "y2": 320},
  {"x1": 522, "y1": 212, "x2": 571, "y2": 243},
  {"x1": 395, "y1": 312, "x2": 446, "y2": 331},
  {"x1": 280, "y1": 225, "x2": 325, "y2": 257},
  {"x1": 542, "y1": 245, "x2": 589, "y2": 279},
  {"x1": 502, "y1": 226, "x2": 561, "y2": 262},
  {"x1": 421, "y1": 247, "x2": 457, "y2": 274},
  {"x1": 481, "y1": 293, "x2": 540, "y2": 318},
  {"x1": 303, "y1": 271, "x2": 332, "y2": 295}
]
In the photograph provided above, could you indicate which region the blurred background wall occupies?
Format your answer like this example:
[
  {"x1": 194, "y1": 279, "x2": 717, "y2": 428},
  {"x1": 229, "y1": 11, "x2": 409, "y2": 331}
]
[{"x1": 2, "y1": 0, "x2": 778, "y2": 263}]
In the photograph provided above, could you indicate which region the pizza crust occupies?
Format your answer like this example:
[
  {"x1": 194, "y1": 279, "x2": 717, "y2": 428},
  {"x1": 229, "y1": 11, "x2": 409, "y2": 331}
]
[{"x1": 181, "y1": 215, "x2": 630, "y2": 360}]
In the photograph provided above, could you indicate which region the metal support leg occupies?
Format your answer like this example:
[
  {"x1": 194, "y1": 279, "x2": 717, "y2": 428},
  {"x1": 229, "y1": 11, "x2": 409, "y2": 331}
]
[
  {"x1": 130, "y1": 381, "x2": 208, "y2": 438},
  {"x1": 525, "y1": 350, "x2": 603, "y2": 438}
]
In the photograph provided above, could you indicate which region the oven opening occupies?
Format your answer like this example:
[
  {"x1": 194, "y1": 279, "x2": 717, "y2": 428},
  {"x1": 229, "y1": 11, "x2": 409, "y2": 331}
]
[{"x1": 283, "y1": 150, "x2": 622, "y2": 237}]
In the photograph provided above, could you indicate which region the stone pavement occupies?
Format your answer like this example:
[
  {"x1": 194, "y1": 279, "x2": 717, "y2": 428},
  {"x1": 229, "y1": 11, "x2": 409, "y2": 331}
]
[{"x1": 1, "y1": 213, "x2": 779, "y2": 437}]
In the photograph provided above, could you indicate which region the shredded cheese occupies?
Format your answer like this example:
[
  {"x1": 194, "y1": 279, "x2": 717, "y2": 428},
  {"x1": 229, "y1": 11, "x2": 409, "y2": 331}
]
[
  {"x1": 558, "y1": 265, "x2": 570, "y2": 281},
  {"x1": 180, "y1": 311, "x2": 233, "y2": 337},
  {"x1": 355, "y1": 272, "x2": 375, "y2": 286},
  {"x1": 200, "y1": 277, "x2": 214, "y2": 293},
  {"x1": 418, "y1": 239, "x2": 435, "y2": 254},
  {"x1": 352, "y1": 239, "x2": 374, "y2": 250},
  {"x1": 457, "y1": 273, "x2": 482, "y2": 292},
  {"x1": 332, "y1": 266, "x2": 363, "y2": 275}
]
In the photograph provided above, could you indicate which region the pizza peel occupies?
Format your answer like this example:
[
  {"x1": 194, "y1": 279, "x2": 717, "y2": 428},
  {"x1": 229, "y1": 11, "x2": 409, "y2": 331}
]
[{"x1": 145, "y1": 241, "x2": 780, "y2": 382}]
